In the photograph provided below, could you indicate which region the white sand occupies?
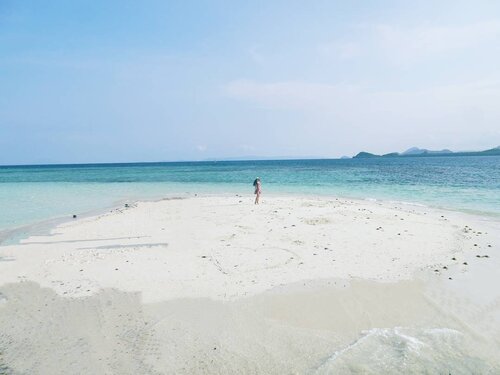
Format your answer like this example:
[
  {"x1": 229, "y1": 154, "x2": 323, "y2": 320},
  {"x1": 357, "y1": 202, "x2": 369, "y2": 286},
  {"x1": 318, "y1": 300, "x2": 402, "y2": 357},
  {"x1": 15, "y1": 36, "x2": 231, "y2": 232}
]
[
  {"x1": 0, "y1": 195, "x2": 499, "y2": 374},
  {"x1": 0, "y1": 195, "x2": 494, "y2": 302}
]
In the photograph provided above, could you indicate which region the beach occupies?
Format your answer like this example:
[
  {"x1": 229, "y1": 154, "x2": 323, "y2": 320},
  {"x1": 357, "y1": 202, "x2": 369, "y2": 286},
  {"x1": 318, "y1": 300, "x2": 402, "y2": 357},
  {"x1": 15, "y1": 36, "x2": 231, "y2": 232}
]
[
  {"x1": 1, "y1": 195, "x2": 499, "y2": 374},
  {"x1": 4, "y1": 0, "x2": 500, "y2": 372}
]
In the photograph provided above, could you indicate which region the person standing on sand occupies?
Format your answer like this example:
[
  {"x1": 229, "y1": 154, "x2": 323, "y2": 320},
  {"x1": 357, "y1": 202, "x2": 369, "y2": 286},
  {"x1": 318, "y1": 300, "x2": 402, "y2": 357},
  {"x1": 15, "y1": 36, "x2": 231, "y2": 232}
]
[{"x1": 253, "y1": 177, "x2": 262, "y2": 204}]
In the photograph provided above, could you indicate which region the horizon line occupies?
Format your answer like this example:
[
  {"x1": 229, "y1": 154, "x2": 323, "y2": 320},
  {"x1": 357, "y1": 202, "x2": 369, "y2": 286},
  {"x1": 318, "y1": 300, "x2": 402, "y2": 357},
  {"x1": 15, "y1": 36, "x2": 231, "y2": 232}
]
[
  {"x1": 2, "y1": 145, "x2": 498, "y2": 167},
  {"x1": 0, "y1": 156, "x2": 343, "y2": 168}
]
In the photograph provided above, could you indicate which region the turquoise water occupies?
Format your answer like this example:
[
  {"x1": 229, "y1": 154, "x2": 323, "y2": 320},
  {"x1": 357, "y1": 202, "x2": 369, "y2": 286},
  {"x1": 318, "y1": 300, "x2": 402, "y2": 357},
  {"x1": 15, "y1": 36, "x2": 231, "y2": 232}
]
[{"x1": 1, "y1": 156, "x2": 499, "y2": 233}]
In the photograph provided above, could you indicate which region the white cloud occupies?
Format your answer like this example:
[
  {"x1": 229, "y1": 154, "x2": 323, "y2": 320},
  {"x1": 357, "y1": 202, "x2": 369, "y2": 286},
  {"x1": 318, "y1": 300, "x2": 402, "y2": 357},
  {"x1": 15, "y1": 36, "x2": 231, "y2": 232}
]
[
  {"x1": 226, "y1": 78, "x2": 500, "y2": 112},
  {"x1": 225, "y1": 79, "x2": 359, "y2": 111},
  {"x1": 196, "y1": 145, "x2": 207, "y2": 152},
  {"x1": 317, "y1": 41, "x2": 361, "y2": 60},
  {"x1": 318, "y1": 20, "x2": 500, "y2": 65},
  {"x1": 224, "y1": 78, "x2": 500, "y2": 148},
  {"x1": 374, "y1": 20, "x2": 500, "y2": 64}
]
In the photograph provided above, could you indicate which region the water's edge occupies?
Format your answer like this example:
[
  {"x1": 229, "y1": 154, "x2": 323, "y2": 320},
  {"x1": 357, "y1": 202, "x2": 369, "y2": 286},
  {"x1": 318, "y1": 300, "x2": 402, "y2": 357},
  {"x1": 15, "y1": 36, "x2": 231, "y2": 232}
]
[{"x1": 2, "y1": 191, "x2": 499, "y2": 247}]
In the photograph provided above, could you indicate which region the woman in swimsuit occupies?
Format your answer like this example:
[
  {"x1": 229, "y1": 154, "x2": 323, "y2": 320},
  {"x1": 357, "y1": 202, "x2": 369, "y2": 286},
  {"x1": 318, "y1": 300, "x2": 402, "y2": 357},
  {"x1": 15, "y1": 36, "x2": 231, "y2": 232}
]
[{"x1": 253, "y1": 177, "x2": 261, "y2": 205}]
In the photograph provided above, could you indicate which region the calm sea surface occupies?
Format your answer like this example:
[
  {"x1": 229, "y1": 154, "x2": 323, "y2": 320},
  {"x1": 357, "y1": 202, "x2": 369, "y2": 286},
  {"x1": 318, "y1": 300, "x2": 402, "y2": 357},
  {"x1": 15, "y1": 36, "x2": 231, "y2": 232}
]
[{"x1": 1, "y1": 156, "x2": 499, "y2": 233}]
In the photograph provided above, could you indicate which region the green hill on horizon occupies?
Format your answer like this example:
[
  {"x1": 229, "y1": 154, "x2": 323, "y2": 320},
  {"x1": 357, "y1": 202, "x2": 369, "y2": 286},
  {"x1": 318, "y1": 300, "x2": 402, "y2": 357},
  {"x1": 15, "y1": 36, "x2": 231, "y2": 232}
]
[{"x1": 353, "y1": 146, "x2": 500, "y2": 159}]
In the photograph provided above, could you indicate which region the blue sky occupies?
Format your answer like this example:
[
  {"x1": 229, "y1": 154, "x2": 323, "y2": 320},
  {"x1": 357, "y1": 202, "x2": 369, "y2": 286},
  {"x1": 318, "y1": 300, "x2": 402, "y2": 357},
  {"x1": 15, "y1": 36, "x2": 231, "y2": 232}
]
[{"x1": 1, "y1": 0, "x2": 500, "y2": 164}]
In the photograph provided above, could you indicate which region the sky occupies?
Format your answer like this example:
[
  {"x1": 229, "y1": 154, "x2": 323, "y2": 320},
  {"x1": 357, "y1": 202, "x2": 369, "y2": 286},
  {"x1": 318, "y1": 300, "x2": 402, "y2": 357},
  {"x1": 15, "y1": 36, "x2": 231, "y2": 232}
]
[{"x1": 1, "y1": 0, "x2": 500, "y2": 164}]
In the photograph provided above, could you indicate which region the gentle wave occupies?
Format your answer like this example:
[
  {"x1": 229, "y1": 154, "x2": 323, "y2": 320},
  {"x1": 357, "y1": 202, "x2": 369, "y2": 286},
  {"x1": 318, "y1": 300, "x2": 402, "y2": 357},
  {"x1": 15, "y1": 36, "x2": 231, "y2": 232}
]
[{"x1": 313, "y1": 326, "x2": 497, "y2": 374}]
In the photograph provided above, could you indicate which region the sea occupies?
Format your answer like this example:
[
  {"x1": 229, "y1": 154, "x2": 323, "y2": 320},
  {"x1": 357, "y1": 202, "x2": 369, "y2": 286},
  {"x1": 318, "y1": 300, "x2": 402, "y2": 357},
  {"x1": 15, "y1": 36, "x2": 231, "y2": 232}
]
[{"x1": 1, "y1": 156, "x2": 499, "y2": 238}]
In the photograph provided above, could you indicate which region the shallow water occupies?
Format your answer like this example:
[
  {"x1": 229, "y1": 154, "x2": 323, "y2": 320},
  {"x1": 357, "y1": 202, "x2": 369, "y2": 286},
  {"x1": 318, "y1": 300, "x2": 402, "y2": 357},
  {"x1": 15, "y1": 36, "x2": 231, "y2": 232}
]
[
  {"x1": 315, "y1": 326, "x2": 497, "y2": 374},
  {"x1": 1, "y1": 156, "x2": 499, "y2": 233}
]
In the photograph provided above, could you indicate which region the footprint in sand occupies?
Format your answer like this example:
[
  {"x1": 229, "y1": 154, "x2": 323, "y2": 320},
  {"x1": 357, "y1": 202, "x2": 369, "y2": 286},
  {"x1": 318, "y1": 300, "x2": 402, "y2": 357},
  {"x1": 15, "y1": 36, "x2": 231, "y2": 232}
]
[{"x1": 304, "y1": 218, "x2": 331, "y2": 225}]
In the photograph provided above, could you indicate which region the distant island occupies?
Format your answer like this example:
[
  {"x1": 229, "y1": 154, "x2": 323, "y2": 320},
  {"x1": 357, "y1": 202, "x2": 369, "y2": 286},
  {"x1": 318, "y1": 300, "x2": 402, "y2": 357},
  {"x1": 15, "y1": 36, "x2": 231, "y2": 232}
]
[{"x1": 353, "y1": 146, "x2": 500, "y2": 159}]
